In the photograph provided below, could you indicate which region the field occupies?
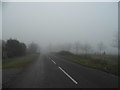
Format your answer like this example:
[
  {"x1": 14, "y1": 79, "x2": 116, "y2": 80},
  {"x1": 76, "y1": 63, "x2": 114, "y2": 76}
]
[
  {"x1": 2, "y1": 55, "x2": 39, "y2": 69},
  {"x1": 60, "y1": 54, "x2": 119, "y2": 76}
]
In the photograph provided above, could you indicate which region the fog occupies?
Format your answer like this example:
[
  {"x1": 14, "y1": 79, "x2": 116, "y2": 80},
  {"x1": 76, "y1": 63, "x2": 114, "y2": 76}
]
[{"x1": 2, "y1": 2, "x2": 118, "y2": 54}]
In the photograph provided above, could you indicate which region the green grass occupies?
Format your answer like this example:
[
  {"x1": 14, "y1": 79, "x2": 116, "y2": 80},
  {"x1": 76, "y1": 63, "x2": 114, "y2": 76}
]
[
  {"x1": 60, "y1": 54, "x2": 119, "y2": 76},
  {"x1": 2, "y1": 55, "x2": 39, "y2": 69}
]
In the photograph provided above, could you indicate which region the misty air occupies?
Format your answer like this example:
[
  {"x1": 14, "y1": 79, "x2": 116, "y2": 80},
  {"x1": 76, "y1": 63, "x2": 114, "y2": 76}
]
[{"x1": 0, "y1": 2, "x2": 119, "y2": 88}]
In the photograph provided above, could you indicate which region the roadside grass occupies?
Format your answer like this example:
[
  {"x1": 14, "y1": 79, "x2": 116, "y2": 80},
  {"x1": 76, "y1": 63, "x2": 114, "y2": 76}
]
[
  {"x1": 2, "y1": 55, "x2": 39, "y2": 69},
  {"x1": 60, "y1": 54, "x2": 119, "y2": 76}
]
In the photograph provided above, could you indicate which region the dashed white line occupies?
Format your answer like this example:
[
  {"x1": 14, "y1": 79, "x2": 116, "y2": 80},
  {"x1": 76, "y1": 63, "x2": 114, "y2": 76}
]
[
  {"x1": 58, "y1": 66, "x2": 78, "y2": 85},
  {"x1": 48, "y1": 57, "x2": 56, "y2": 65},
  {"x1": 48, "y1": 56, "x2": 78, "y2": 85},
  {"x1": 51, "y1": 60, "x2": 56, "y2": 64}
]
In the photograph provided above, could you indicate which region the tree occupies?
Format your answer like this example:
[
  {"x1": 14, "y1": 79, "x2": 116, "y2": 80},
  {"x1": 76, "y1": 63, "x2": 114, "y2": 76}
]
[
  {"x1": 19, "y1": 43, "x2": 26, "y2": 56},
  {"x1": 112, "y1": 31, "x2": 120, "y2": 55},
  {"x1": 82, "y1": 43, "x2": 92, "y2": 55},
  {"x1": 117, "y1": 30, "x2": 120, "y2": 56},
  {"x1": 2, "y1": 40, "x2": 7, "y2": 58},
  {"x1": 62, "y1": 43, "x2": 72, "y2": 52},
  {"x1": 27, "y1": 42, "x2": 40, "y2": 54},
  {"x1": 0, "y1": 40, "x2": 1, "y2": 49},
  {"x1": 5, "y1": 39, "x2": 26, "y2": 57},
  {"x1": 0, "y1": 40, "x2": 2, "y2": 58},
  {"x1": 74, "y1": 41, "x2": 80, "y2": 55},
  {"x1": 97, "y1": 42, "x2": 106, "y2": 54},
  {"x1": 47, "y1": 44, "x2": 53, "y2": 53},
  {"x1": 112, "y1": 32, "x2": 118, "y2": 48}
]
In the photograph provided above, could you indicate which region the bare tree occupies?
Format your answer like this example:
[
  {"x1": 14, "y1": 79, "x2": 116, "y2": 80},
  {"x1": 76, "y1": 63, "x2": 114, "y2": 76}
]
[
  {"x1": 64, "y1": 43, "x2": 72, "y2": 52},
  {"x1": 97, "y1": 42, "x2": 106, "y2": 54},
  {"x1": 47, "y1": 44, "x2": 53, "y2": 53},
  {"x1": 27, "y1": 42, "x2": 40, "y2": 54},
  {"x1": 0, "y1": 40, "x2": 1, "y2": 69},
  {"x1": 112, "y1": 32, "x2": 118, "y2": 48},
  {"x1": 74, "y1": 41, "x2": 80, "y2": 55},
  {"x1": 117, "y1": 30, "x2": 120, "y2": 56},
  {"x1": 82, "y1": 43, "x2": 92, "y2": 55}
]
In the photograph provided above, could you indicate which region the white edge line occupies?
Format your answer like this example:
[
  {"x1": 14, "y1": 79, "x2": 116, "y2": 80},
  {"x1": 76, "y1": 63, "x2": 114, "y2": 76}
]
[{"x1": 58, "y1": 66, "x2": 78, "y2": 85}]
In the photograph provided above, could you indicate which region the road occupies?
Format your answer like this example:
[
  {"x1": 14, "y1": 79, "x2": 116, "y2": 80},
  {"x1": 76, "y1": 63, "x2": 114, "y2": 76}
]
[
  {"x1": 0, "y1": 69, "x2": 2, "y2": 89},
  {"x1": 3, "y1": 54, "x2": 118, "y2": 88}
]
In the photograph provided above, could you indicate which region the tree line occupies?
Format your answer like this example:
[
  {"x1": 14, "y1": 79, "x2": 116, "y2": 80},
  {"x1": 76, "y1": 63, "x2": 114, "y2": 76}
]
[
  {"x1": 2, "y1": 39, "x2": 40, "y2": 59},
  {"x1": 46, "y1": 41, "x2": 111, "y2": 55}
]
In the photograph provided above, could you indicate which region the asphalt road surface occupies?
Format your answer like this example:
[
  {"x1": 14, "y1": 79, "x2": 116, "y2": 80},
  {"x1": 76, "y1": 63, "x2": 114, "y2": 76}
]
[
  {"x1": 3, "y1": 54, "x2": 119, "y2": 88},
  {"x1": 0, "y1": 69, "x2": 2, "y2": 89}
]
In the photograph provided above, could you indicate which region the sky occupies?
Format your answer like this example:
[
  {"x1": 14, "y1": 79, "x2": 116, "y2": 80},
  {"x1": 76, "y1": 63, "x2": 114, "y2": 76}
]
[
  {"x1": 2, "y1": 2, "x2": 118, "y2": 54},
  {"x1": 0, "y1": 2, "x2": 1, "y2": 39}
]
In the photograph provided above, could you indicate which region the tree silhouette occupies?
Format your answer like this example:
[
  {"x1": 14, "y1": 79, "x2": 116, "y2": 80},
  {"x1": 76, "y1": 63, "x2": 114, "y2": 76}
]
[
  {"x1": 5, "y1": 39, "x2": 26, "y2": 58},
  {"x1": 27, "y1": 42, "x2": 39, "y2": 54},
  {"x1": 97, "y1": 42, "x2": 106, "y2": 55}
]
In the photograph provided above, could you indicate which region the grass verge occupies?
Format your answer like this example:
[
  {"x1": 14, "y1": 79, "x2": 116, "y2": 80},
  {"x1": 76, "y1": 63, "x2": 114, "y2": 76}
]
[
  {"x1": 2, "y1": 55, "x2": 39, "y2": 69},
  {"x1": 60, "y1": 55, "x2": 119, "y2": 76}
]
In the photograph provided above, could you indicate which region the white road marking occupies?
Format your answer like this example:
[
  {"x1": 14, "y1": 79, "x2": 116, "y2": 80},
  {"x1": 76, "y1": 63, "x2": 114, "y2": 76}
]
[
  {"x1": 51, "y1": 60, "x2": 56, "y2": 64},
  {"x1": 48, "y1": 56, "x2": 78, "y2": 84},
  {"x1": 48, "y1": 57, "x2": 51, "y2": 59},
  {"x1": 48, "y1": 56, "x2": 56, "y2": 65},
  {"x1": 58, "y1": 66, "x2": 78, "y2": 85}
]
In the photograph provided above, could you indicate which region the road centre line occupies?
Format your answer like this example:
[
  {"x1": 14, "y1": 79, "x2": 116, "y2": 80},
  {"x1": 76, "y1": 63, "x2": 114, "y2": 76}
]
[
  {"x1": 48, "y1": 56, "x2": 56, "y2": 65},
  {"x1": 48, "y1": 56, "x2": 78, "y2": 84},
  {"x1": 58, "y1": 66, "x2": 78, "y2": 85},
  {"x1": 51, "y1": 60, "x2": 56, "y2": 64}
]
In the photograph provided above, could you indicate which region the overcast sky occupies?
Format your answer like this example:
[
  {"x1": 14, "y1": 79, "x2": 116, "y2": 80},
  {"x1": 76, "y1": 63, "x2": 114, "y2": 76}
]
[
  {"x1": 2, "y1": 2, "x2": 118, "y2": 54},
  {"x1": 0, "y1": 2, "x2": 1, "y2": 39}
]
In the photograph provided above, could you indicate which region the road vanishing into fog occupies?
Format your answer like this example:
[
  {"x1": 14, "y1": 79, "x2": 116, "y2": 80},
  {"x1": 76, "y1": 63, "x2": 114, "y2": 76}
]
[{"x1": 3, "y1": 54, "x2": 118, "y2": 88}]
